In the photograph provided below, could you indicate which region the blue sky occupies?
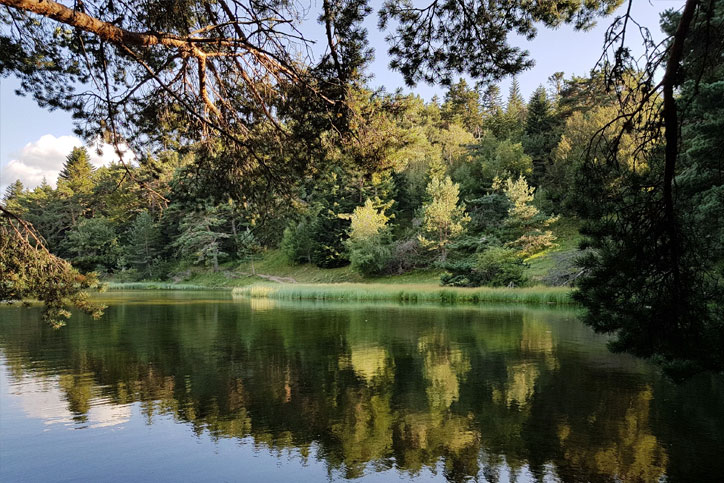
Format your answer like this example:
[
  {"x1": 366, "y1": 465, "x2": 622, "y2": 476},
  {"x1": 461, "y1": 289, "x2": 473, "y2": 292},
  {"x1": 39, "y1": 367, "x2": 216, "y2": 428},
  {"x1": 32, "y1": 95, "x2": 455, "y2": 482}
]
[{"x1": 0, "y1": 0, "x2": 678, "y2": 192}]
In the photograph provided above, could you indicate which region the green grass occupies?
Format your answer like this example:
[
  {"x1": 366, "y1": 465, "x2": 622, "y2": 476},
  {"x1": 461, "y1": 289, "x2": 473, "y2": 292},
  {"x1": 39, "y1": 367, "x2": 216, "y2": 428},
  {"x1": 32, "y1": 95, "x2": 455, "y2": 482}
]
[
  {"x1": 120, "y1": 250, "x2": 443, "y2": 288},
  {"x1": 526, "y1": 217, "x2": 583, "y2": 283},
  {"x1": 104, "y1": 217, "x2": 583, "y2": 291},
  {"x1": 103, "y1": 282, "x2": 229, "y2": 291},
  {"x1": 233, "y1": 282, "x2": 574, "y2": 306}
]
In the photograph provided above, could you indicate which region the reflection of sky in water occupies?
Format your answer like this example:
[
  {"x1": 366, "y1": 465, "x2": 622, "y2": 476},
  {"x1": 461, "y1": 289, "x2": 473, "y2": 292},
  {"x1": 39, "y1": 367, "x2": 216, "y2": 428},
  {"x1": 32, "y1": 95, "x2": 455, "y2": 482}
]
[
  {"x1": 6, "y1": 371, "x2": 131, "y2": 429},
  {"x1": 0, "y1": 296, "x2": 722, "y2": 482}
]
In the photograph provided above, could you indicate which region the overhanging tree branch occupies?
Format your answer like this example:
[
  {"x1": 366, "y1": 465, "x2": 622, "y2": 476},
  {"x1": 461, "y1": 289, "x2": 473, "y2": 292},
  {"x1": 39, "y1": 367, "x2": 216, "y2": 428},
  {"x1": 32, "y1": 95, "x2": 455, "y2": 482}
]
[{"x1": 661, "y1": 0, "x2": 699, "y2": 310}]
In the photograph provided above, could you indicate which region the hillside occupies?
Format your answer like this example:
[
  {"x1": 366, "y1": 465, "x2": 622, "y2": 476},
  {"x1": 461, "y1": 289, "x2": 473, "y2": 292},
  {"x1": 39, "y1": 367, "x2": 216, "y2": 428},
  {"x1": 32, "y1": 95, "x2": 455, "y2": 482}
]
[{"x1": 106, "y1": 218, "x2": 583, "y2": 290}]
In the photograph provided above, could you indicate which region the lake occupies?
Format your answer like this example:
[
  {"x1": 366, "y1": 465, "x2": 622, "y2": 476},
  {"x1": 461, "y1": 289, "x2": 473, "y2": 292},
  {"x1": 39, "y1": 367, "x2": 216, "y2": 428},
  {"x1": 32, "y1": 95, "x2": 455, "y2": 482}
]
[{"x1": 1, "y1": 291, "x2": 722, "y2": 482}]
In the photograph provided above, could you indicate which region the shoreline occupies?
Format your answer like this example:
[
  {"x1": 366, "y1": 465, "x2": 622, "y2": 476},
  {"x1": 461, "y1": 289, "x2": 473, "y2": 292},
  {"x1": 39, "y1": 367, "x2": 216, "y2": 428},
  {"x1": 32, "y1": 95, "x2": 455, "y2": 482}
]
[{"x1": 232, "y1": 282, "x2": 574, "y2": 306}]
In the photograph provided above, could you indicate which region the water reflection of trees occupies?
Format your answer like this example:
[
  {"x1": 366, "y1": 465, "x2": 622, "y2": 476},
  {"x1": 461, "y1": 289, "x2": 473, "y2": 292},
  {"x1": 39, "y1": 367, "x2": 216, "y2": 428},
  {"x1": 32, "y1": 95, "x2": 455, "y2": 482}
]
[{"x1": 1, "y1": 302, "x2": 720, "y2": 481}]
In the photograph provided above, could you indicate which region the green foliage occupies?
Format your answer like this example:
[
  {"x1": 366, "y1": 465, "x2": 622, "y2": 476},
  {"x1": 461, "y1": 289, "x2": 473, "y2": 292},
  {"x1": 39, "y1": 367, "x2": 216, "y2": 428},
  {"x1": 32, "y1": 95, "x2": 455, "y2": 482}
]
[
  {"x1": 342, "y1": 199, "x2": 392, "y2": 241},
  {"x1": 235, "y1": 227, "x2": 260, "y2": 260},
  {"x1": 441, "y1": 247, "x2": 527, "y2": 288},
  {"x1": 309, "y1": 208, "x2": 351, "y2": 268},
  {"x1": 440, "y1": 79, "x2": 483, "y2": 135},
  {"x1": 342, "y1": 199, "x2": 394, "y2": 275},
  {"x1": 3, "y1": 179, "x2": 25, "y2": 212},
  {"x1": 0, "y1": 0, "x2": 637, "y2": 334},
  {"x1": 58, "y1": 147, "x2": 94, "y2": 186},
  {"x1": 573, "y1": 2, "x2": 724, "y2": 376},
  {"x1": 0, "y1": 213, "x2": 104, "y2": 327},
  {"x1": 281, "y1": 219, "x2": 316, "y2": 265},
  {"x1": 418, "y1": 173, "x2": 469, "y2": 261},
  {"x1": 547, "y1": 105, "x2": 623, "y2": 210},
  {"x1": 174, "y1": 207, "x2": 231, "y2": 272},
  {"x1": 524, "y1": 86, "x2": 560, "y2": 183},
  {"x1": 56, "y1": 147, "x2": 96, "y2": 229},
  {"x1": 347, "y1": 237, "x2": 393, "y2": 276},
  {"x1": 474, "y1": 247, "x2": 527, "y2": 287},
  {"x1": 500, "y1": 78, "x2": 528, "y2": 141},
  {"x1": 497, "y1": 176, "x2": 558, "y2": 257},
  {"x1": 124, "y1": 211, "x2": 163, "y2": 278},
  {"x1": 466, "y1": 193, "x2": 511, "y2": 235},
  {"x1": 64, "y1": 216, "x2": 121, "y2": 272},
  {"x1": 460, "y1": 133, "x2": 533, "y2": 194},
  {"x1": 379, "y1": 0, "x2": 621, "y2": 85}
]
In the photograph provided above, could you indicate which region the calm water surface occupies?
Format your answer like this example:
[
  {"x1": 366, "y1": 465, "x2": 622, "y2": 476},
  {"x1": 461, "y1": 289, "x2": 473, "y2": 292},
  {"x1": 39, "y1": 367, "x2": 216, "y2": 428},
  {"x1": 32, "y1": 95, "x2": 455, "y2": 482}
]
[{"x1": 1, "y1": 291, "x2": 722, "y2": 482}]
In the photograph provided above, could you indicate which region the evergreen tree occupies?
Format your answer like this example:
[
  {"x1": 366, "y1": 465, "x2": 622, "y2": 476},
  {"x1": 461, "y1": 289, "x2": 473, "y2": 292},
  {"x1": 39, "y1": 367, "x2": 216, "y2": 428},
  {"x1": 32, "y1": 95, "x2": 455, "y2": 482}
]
[
  {"x1": 56, "y1": 147, "x2": 96, "y2": 226},
  {"x1": 64, "y1": 216, "x2": 121, "y2": 271},
  {"x1": 20, "y1": 179, "x2": 68, "y2": 253},
  {"x1": 281, "y1": 217, "x2": 316, "y2": 265},
  {"x1": 547, "y1": 72, "x2": 565, "y2": 101},
  {"x1": 574, "y1": 2, "x2": 724, "y2": 375},
  {"x1": 523, "y1": 86, "x2": 559, "y2": 184},
  {"x1": 440, "y1": 79, "x2": 483, "y2": 136},
  {"x1": 3, "y1": 179, "x2": 24, "y2": 201},
  {"x1": 3, "y1": 179, "x2": 25, "y2": 213},
  {"x1": 125, "y1": 211, "x2": 162, "y2": 274},
  {"x1": 418, "y1": 170, "x2": 469, "y2": 262},
  {"x1": 501, "y1": 78, "x2": 527, "y2": 141},
  {"x1": 497, "y1": 176, "x2": 557, "y2": 257},
  {"x1": 174, "y1": 206, "x2": 230, "y2": 272},
  {"x1": 480, "y1": 84, "x2": 507, "y2": 139},
  {"x1": 481, "y1": 84, "x2": 503, "y2": 113},
  {"x1": 343, "y1": 199, "x2": 392, "y2": 242},
  {"x1": 58, "y1": 147, "x2": 94, "y2": 183},
  {"x1": 342, "y1": 199, "x2": 393, "y2": 275}
]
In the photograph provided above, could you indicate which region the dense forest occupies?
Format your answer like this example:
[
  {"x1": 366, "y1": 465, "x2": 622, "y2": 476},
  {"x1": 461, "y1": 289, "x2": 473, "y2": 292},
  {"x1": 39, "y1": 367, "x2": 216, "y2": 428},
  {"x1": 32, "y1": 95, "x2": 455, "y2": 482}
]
[
  {"x1": 3, "y1": 77, "x2": 578, "y2": 284},
  {"x1": 0, "y1": 0, "x2": 723, "y2": 376}
]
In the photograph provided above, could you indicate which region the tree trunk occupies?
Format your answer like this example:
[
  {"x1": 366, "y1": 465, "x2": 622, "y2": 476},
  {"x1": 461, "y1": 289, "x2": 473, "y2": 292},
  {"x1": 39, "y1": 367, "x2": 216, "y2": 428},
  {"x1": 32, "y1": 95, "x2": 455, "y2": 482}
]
[{"x1": 661, "y1": 0, "x2": 698, "y2": 313}]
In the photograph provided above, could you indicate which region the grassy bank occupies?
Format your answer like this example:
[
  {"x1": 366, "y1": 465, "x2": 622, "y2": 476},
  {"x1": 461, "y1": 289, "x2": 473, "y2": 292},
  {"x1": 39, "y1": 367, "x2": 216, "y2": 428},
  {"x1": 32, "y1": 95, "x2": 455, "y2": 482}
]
[
  {"x1": 104, "y1": 250, "x2": 443, "y2": 288},
  {"x1": 103, "y1": 220, "x2": 583, "y2": 296},
  {"x1": 233, "y1": 283, "x2": 574, "y2": 306},
  {"x1": 103, "y1": 282, "x2": 229, "y2": 291}
]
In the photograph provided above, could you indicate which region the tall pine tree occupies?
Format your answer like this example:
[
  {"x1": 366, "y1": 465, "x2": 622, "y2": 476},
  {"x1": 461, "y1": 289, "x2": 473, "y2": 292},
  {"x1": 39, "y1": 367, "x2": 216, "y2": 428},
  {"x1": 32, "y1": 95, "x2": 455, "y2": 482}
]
[
  {"x1": 524, "y1": 86, "x2": 559, "y2": 184},
  {"x1": 57, "y1": 147, "x2": 96, "y2": 227}
]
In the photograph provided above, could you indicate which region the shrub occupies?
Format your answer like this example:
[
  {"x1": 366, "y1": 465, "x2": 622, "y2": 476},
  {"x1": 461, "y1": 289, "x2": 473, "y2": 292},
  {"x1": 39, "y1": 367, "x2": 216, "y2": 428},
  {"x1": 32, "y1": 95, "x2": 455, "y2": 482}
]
[
  {"x1": 348, "y1": 237, "x2": 392, "y2": 276},
  {"x1": 474, "y1": 247, "x2": 527, "y2": 287},
  {"x1": 440, "y1": 258, "x2": 478, "y2": 287},
  {"x1": 281, "y1": 220, "x2": 314, "y2": 264},
  {"x1": 441, "y1": 246, "x2": 527, "y2": 287}
]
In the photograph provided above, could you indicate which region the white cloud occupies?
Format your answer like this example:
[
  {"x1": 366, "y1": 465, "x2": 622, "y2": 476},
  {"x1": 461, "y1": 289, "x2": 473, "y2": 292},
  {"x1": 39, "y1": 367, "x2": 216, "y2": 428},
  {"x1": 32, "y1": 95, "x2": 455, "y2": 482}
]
[{"x1": 1, "y1": 134, "x2": 134, "y2": 192}]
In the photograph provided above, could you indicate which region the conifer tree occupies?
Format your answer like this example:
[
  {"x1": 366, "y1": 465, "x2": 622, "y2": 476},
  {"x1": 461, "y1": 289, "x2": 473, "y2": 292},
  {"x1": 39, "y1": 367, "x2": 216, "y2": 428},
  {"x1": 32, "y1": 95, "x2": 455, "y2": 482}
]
[
  {"x1": 501, "y1": 78, "x2": 527, "y2": 141},
  {"x1": 524, "y1": 86, "x2": 559, "y2": 183},
  {"x1": 174, "y1": 206, "x2": 230, "y2": 272},
  {"x1": 418, "y1": 168, "x2": 469, "y2": 262},
  {"x1": 57, "y1": 147, "x2": 96, "y2": 226},
  {"x1": 341, "y1": 199, "x2": 393, "y2": 275},
  {"x1": 440, "y1": 79, "x2": 483, "y2": 136},
  {"x1": 497, "y1": 176, "x2": 557, "y2": 257},
  {"x1": 125, "y1": 211, "x2": 162, "y2": 274},
  {"x1": 480, "y1": 84, "x2": 506, "y2": 138},
  {"x1": 481, "y1": 85, "x2": 503, "y2": 113},
  {"x1": 3, "y1": 180, "x2": 25, "y2": 213},
  {"x1": 64, "y1": 216, "x2": 121, "y2": 271}
]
